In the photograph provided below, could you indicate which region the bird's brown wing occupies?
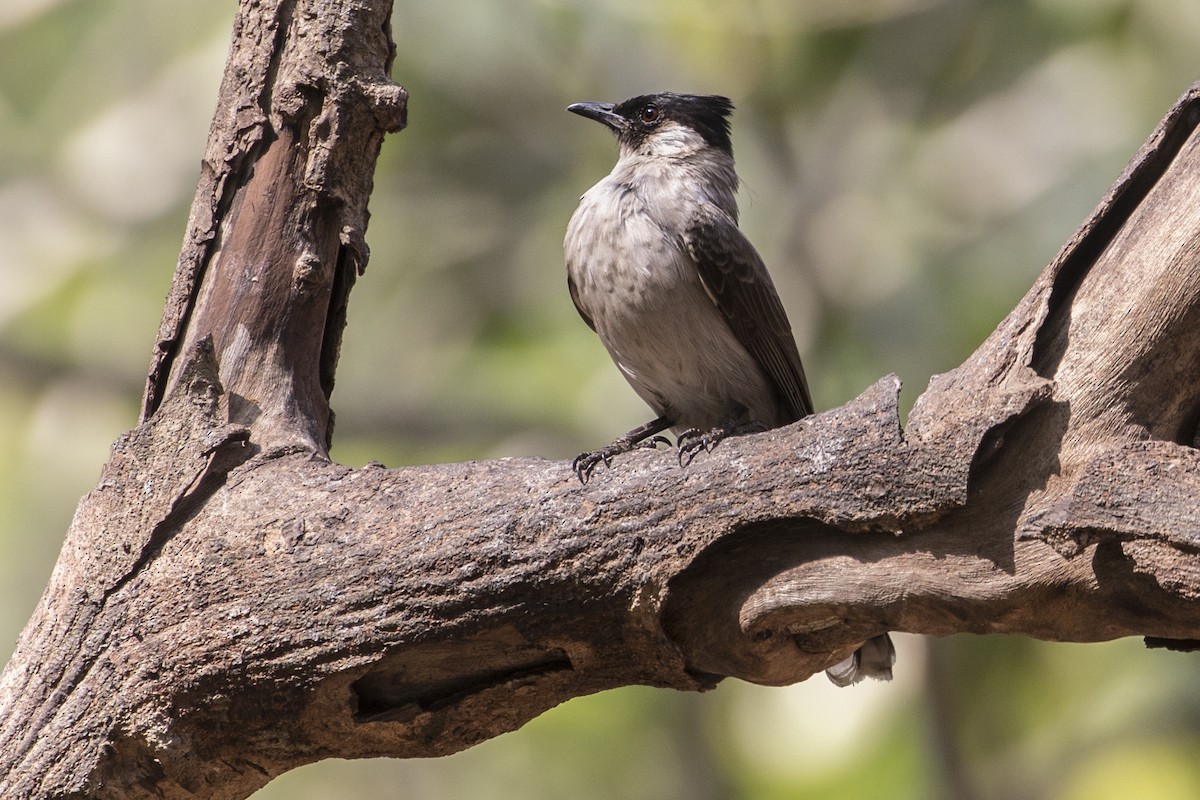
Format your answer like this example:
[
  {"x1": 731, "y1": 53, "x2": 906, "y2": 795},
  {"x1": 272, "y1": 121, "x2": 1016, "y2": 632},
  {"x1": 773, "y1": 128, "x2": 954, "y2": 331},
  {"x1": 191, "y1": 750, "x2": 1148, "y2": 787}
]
[
  {"x1": 684, "y1": 205, "x2": 813, "y2": 421},
  {"x1": 567, "y1": 274, "x2": 597, "y2": 332}
]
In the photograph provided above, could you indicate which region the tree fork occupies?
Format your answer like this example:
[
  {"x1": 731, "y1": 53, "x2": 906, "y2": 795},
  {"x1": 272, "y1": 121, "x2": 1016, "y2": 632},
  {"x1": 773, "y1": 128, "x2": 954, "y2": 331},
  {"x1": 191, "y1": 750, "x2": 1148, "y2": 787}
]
[{"x1": 2, "y1": 0, "x2": 1200, "y2": 797}]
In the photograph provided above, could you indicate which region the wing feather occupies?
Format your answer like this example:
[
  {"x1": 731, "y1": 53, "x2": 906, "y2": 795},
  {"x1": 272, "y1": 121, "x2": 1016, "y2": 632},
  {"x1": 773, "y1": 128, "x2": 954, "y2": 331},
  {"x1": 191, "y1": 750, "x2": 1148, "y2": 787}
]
[
  {"x1": 684, "y1": 205, "x2": 813, "y2": 421},
  {"x1": 567, "y1": 274, "x2": 597, "y2": 332}
]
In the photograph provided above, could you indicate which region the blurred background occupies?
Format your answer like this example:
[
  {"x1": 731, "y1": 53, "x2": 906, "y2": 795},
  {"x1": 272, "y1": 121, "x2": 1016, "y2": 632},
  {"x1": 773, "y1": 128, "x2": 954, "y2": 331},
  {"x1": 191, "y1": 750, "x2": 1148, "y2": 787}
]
[{"x1": 2, "y1": 0, "x2": 1199, "y2": 797}]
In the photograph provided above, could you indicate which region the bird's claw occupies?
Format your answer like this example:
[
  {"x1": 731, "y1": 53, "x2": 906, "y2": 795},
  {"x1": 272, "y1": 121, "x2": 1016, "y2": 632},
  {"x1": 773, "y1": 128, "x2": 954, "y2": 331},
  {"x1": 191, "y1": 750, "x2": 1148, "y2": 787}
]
[
  {"x1": 571, "y1": 451, "x2": 605, "y2": 484},
  {"x1": 676, "y1": 427, "x2": 721, "y2": 466},
  {"x1": 572, "y1": 436, "x2": 636, "y2": 483},
  {"x1": 676, "y1": 420, "x2": 768, "y2": 466}
]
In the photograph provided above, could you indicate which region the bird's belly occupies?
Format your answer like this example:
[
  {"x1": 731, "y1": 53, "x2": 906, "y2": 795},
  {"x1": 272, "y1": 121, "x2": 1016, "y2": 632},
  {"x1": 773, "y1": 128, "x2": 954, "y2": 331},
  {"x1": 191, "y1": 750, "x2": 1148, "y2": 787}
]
[
  {"x1": 592, "y1": 260, "x2": 781, "y2": 432},
  {"x1": 566, "y1": 191, "x2": 784, "y2": 431}
]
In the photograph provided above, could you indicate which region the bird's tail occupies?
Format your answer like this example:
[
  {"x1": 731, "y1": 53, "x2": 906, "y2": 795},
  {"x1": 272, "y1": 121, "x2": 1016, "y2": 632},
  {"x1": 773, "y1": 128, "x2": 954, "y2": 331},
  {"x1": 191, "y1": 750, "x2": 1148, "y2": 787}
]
[{"x1": 825, "y1": 633, "x2": 895, "y2": 687}]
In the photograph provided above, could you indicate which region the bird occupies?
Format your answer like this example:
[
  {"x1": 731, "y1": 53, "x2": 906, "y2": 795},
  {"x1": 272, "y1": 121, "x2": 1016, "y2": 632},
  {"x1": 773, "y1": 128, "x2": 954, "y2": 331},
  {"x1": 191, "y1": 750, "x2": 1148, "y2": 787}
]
[{"x1": 564, "y1": 92, "x2": 894, "y2": 686}]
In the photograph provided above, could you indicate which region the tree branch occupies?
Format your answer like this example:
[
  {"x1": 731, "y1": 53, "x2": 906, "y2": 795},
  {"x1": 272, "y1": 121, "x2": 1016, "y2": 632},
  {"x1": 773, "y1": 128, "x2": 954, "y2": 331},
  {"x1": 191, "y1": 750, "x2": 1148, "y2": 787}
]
[{"x1": 2, "y1": 1, "x2": 1199, "y2": 797}]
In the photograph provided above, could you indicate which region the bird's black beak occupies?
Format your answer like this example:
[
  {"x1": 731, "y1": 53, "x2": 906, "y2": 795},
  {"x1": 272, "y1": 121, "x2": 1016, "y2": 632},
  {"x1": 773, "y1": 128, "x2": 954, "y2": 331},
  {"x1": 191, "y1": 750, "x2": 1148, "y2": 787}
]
[{"x1": 567, "y1": 101, "x2": 625, "y2": 133}]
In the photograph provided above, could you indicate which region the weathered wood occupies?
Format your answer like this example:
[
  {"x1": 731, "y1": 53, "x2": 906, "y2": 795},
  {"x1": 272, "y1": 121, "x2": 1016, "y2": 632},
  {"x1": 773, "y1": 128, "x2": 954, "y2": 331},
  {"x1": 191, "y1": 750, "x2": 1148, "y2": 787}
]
[
  {"x1": 142, "y1": 0, "x2": 405, "y2": 453},
  {"x1": 1, "y1": 0, "x2": 1198, "y2": 796}
]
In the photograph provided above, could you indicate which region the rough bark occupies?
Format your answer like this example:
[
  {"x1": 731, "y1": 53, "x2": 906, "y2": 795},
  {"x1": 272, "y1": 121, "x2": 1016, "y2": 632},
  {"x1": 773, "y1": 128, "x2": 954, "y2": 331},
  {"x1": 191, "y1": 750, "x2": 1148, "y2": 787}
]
[{"x1": 2, "y1": 0, "x2": 1199, "y2": 797}]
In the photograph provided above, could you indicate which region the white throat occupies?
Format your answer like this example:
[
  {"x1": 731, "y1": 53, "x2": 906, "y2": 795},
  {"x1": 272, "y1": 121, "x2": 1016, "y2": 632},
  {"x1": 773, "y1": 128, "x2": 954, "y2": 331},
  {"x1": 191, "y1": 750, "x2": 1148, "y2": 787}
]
[{"x1": 611, "y1": 123, "x2": 740, "y2": 220}]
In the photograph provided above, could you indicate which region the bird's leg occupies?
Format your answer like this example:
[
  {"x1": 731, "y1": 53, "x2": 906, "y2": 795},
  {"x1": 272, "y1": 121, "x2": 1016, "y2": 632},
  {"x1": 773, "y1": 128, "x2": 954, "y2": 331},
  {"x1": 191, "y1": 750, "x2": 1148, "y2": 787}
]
[
  {"x1": 676, "y1": 405, "x2": 767, "y2": 466},
  {"x1": 572, "y1": 416, "x2": 673, "y2": 483}
]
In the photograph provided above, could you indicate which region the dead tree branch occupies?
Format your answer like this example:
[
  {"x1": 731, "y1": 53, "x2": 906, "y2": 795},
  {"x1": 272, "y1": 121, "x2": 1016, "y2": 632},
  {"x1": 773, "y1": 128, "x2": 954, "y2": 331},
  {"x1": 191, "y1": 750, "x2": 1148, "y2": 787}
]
[{"x1": 1, "y1": 1, "x2": 1198, "y2": 797}]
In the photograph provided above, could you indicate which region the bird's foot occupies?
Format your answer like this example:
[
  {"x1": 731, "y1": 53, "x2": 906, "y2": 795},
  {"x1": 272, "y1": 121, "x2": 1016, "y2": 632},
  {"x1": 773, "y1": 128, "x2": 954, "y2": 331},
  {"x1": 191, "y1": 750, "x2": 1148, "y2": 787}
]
[
  {"x1": 572, "y1": 417, "x2": 674, "y2": 483},
  {"x1": 573, "y1": 435, "x2": 668, "y2": 483},
  {"x1": 676, "y1": 419, "x2": 768, "y2": 467},
  {"x1": 675, "y1": 427, "x2": 721, "y2": 466},
  {"x1": 573, "y1": 441, "x2": 628, "y2": 483}
]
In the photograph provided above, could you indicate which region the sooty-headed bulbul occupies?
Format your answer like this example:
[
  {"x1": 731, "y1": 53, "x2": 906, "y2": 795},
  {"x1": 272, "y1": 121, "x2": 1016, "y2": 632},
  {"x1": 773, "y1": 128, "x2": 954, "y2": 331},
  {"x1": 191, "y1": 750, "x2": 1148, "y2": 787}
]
[{"x1": 564, "y1": 92, "x2": 894, "y2": 686}]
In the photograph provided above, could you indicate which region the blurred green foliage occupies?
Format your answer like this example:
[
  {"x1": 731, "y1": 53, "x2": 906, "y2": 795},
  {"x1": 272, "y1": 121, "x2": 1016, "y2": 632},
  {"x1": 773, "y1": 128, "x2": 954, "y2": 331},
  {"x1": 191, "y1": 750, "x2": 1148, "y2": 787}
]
[{"x1": 2, "y1": 0, "x2": 1199, "y2": 798}]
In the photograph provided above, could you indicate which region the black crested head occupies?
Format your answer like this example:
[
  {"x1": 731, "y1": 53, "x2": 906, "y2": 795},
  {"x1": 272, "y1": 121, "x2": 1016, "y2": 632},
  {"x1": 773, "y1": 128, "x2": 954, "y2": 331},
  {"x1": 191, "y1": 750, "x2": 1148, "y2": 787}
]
[
  {"x1": 615, "y1": 93, "x2": 734, "y2": 154},
  {"x1": 569, "y1": 92, "x2": 734, "y2": 155}
]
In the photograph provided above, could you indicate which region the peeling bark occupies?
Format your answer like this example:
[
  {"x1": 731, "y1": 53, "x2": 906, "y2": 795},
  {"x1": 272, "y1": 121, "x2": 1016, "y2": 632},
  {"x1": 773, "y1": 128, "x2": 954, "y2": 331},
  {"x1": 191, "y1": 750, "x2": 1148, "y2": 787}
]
[{"x1": 1, "y1": 1, "x2": 1199, "y2": 798}]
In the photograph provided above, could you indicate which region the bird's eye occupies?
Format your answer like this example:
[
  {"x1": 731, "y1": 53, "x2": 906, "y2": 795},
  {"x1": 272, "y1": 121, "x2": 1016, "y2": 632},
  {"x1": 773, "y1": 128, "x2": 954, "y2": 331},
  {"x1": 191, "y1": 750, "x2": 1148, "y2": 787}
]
[{"x1": 639, "y1": 104, "x2": 661, "y2": 124}]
